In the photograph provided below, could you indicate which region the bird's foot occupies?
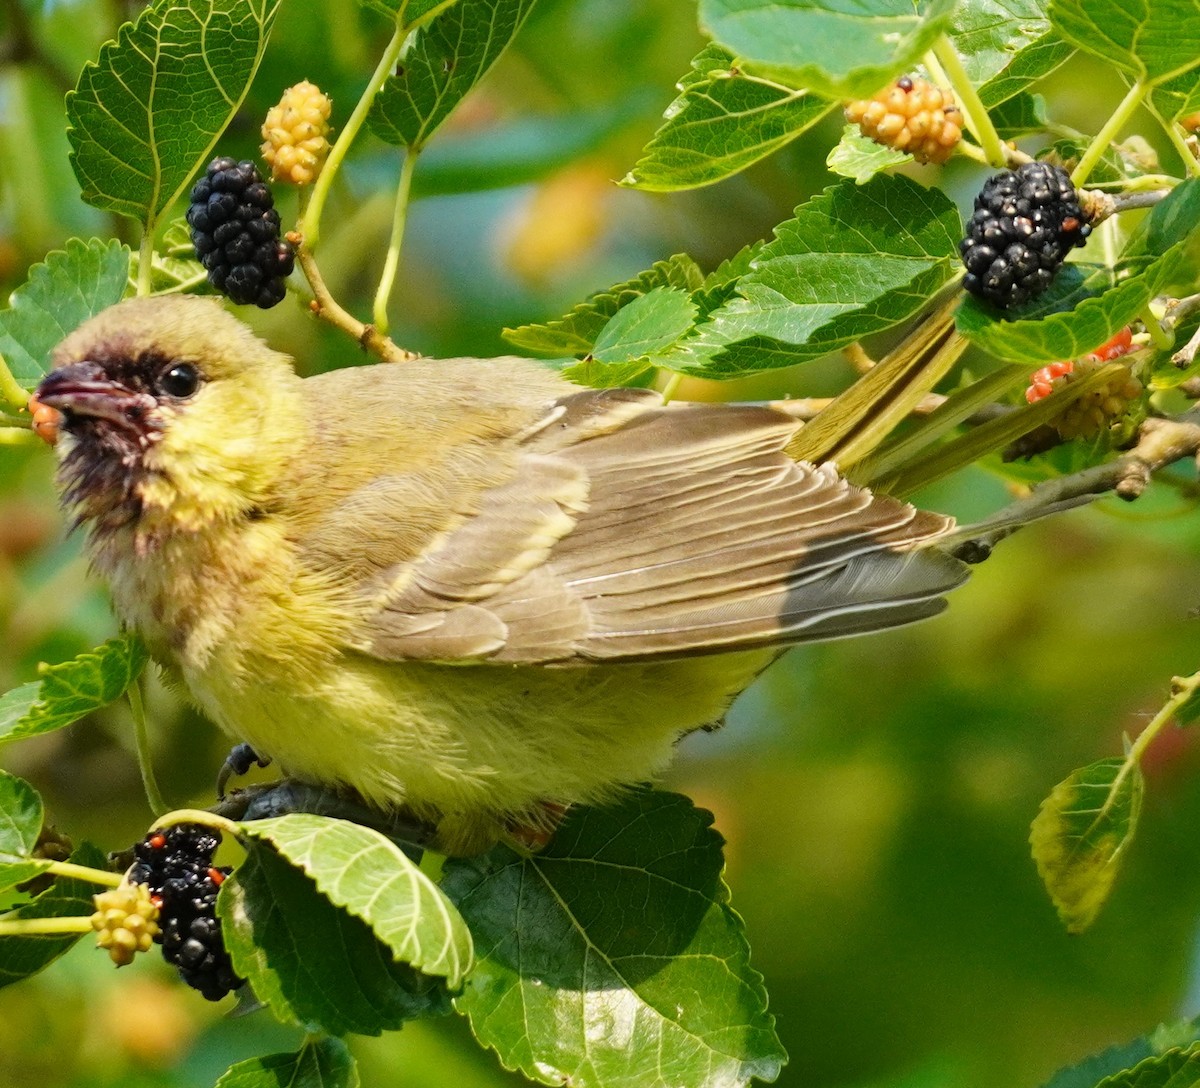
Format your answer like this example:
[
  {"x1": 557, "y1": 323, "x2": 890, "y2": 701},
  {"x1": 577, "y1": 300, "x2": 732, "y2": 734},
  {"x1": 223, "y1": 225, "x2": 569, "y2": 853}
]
[
  {"x1": 211, "y1": 778, "x2": 437, "y2": 857},
  {"x1": 215, "y1": 743, "x2": 272, "y2": 799}
]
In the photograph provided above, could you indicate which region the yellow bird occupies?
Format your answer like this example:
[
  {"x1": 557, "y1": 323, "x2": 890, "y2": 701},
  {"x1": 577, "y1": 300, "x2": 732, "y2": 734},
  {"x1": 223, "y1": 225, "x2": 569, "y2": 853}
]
[{"x1": 36, "y1": 295, "x2": 969, "y2": 854}]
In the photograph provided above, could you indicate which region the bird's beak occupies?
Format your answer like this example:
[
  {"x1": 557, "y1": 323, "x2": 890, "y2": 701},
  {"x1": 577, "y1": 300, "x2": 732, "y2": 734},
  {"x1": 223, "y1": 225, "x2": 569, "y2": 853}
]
[{"x1": 35, "y1": 362, "x2": 158, "y2": 437}]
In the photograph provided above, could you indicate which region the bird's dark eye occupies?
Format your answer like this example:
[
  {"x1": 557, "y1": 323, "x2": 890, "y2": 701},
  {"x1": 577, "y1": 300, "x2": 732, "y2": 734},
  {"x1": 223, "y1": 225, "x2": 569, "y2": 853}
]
[{"x1": 156, "y1": 362, "x2": 202, "y2": 400}]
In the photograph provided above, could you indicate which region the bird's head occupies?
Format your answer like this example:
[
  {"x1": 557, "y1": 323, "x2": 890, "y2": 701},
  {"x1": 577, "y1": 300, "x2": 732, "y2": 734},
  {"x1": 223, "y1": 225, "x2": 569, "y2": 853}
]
[{"x1": 36, "y1": 295, "x2": 303, "y2": 541}]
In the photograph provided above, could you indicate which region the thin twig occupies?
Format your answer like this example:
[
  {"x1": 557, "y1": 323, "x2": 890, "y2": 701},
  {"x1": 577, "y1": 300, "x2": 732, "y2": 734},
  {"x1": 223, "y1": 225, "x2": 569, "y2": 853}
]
[
  {"x1": 952, "y1": 413, "x2": 1200, "y2": 561},
  {"x1": 1080, "y1": 187, "x2": 1172, "y2": 228},
  {"x1": 1173, "y1": 323, "x2": 1200, "y2": 368},
  {"x1": 293, "y1": 242, "x2": 417, "y2": 363}
]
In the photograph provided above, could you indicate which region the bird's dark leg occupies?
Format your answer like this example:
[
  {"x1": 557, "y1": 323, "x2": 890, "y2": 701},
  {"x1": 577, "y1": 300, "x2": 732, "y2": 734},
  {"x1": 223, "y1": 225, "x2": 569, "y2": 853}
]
[
  {"x1": 211, "y1": 779, "x2": 437, "y2": 858},
  {"x1": 215, "y1": 742, "x2": 272, "y2": 799}
]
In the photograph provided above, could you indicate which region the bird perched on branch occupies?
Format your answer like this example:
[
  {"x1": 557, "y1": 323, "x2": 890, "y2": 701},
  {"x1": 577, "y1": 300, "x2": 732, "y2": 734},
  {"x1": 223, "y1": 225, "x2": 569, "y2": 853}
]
[{"x1": 36, "y1": 296, "x2": 969, "y2": 854}]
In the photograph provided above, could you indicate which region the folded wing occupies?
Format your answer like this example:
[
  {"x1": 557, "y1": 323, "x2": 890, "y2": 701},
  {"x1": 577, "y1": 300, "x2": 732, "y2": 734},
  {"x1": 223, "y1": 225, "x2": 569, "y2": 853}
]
[{"x1": 354, "y1": 387, "x2": 969, "y2": 665}]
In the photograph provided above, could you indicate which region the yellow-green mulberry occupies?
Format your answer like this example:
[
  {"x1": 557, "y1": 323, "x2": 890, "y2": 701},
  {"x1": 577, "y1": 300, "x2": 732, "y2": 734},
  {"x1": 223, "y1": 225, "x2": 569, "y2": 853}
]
[
  {"x1": 845, "y1": 77, "x2": 962, "y2": 165},
  {"x1": 91, "y1": 882, "x2": 161, "y2": 966},
  {"x1": 261, "y1": 80, "x2": 333, "y2": 186}
]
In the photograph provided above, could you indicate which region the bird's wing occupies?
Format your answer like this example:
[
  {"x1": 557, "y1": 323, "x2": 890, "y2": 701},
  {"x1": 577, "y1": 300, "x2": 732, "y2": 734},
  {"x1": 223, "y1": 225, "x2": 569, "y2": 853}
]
[{"x1": 351, "y1": 387, "x2": 969, "y2": 665}]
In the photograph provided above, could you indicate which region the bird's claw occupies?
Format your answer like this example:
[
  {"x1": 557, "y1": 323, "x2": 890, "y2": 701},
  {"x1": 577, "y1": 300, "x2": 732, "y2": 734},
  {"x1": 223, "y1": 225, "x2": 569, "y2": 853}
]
[{"x1": 216, "y1": 743, "x2": 272, "y2": 799}]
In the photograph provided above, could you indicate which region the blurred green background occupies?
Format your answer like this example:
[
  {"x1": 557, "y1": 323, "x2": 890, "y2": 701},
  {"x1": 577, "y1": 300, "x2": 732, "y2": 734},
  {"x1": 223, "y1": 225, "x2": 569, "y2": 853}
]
[{"x1": 2, "y1": 1, "x2": 1200, "y2": 1086}]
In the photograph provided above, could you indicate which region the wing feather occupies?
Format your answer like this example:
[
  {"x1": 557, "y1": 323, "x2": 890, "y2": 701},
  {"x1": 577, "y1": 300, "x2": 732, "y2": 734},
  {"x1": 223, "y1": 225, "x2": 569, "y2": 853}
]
[{"x1": 353, "y1": 387, "x2": 968, "y2": 665}]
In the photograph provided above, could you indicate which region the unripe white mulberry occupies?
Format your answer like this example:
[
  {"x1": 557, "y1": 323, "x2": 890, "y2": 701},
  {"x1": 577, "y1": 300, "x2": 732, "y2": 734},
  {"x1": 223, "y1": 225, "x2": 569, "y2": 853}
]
[
  {"x1": 91, "y1": 882, "x2": 161, "y2": 966},
  {"x1": 261, "y1": 81, "x2": 333, "y2": 186},
  {"x1": 844, "y1": 77, "x2": 962, "y2": 165}
]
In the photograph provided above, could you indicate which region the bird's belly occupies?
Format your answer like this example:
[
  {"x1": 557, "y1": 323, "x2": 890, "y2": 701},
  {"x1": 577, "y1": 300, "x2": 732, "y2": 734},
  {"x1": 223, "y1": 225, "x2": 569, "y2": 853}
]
[{"x1": 187, "y1": 649, "x2": 774, "y2": 830}]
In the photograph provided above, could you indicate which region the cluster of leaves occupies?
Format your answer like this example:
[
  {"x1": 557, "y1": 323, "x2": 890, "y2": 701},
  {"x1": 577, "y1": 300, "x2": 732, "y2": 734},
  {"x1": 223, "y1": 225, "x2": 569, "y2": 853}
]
[{"x1": 1, "y1": 0, "x2": 1200, "y2": 1085}]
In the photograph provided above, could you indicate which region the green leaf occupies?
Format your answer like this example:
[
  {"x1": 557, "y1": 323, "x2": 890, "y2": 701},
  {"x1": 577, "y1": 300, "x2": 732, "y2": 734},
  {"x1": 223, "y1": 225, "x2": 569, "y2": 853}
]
[
  {"x1": 1039, "y1": 1019, "x2": 1200, "y2": 1088},
  {"x1": 1090, "y1": 1046, "x2": 1200, "y2": 1088},
  {"x1": 1049, "y1": 0, "x2": 1200, "y2": 84},
  {"x1": 0, "y1": 772, "x2": 43, "y2": 861},
  {"x1": 699, "y1": 0, "x2": 958, "y2": 99},
  {"x1": 215, "y1": 1038, "x2": 359, "y2": 1088},
  {"x1": 1030, "y1": 756, "x2": 1143, "y2": 934},
  {"x1": 1151, "y1": 70, "x2": 1200, "y2": 122},
  {"x1": 504, "y1": 255, "x2": 706, "y2": 356},
  {"x1": 622, "y1": 43, "x2": 832, "y2": 192},
  {"x1": 220, "y1": 841, "x2": 451, "y2": 1036},
  {"x1": 668, "y1": 175, "x2": 962, "y2": 377},
  {"x1": 691, "y1": 242, "x2": 764, "y2": 322},
  {"x1": 368, "y1": 0, "x2": 537, "y2": 150},
  {"x1": 67, "y1": 0, "x2": 280, "y2": 225},
  {"x1": 0, "y1": 772, "x2": 51, "y2": 896},
  {"x1": 362, "y1": 0, "x2": 460, "y2": 21},
  {"x1": 952, "y1": 0, "x2": 1073, "y2": 108},
  {"x1": 141, "y1": 219, "x2": 206, "y2": 292},
  {"x1": 826, "y1": 125, "x2": 912, "y2": 184},
  {"x1": 444, "y1": 790, "x2": 786, "y2": 1088},
  {"x1": 236, "y1": 814, "x2": 472, "y2": 986},
  {"x1": 990, "y1": 92, "x2": 1051, "y2": 138},
  {"x1": 0, "y1": 843, "x2": 106, "y2": 989},
  {"x1": 591, "y1": 287, "x2": 697, "y2": 363},
  {"x1": 0, "y1": 635, "x2": 148, "y2": 746},
  {"x1": 956, "y1": 261, "x2": 1178, "y2": 361},
  {"x1": 0, "y1": 861, "x2": 53, "y2": 898},
  {"x1": 0, "y1": 238, "x2": 129, "y2": 388},
  {"x1": 559, "y1": 358, "x2": 656, "y2": 390}
]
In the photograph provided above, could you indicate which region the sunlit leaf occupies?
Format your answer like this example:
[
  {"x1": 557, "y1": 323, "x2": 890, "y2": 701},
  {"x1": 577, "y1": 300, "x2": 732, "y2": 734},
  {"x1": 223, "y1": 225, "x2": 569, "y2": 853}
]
[
  {"x1": 220, "y1": 838, "x2": 451, "y2": 1036},
  {"x1": 504, "y1": 255, "x2": 705, "y2": 357},
  {"x1": 623, "y1": 43, "x2": 833, "y2": 191},
  {"x1": 444, "y1": 790, "x2": 785, "y2": 1088},
  {"x1": 1039, "y1": 1017, "x2": 1200, "y2": 1088},
  {"x1": 1030, "y1": 756, "x2": 1143, "y2": 934},
  {"x1": 699, "y1": 0, "x2": 958, "y2": 99},
  {"x1": 1151, "y1": 70, "x2": 1200, "y2": 122},
  {"x1": 67, "y1": 0, "x2": 280, "y2": 224},
  {"x1": 237, "y1": 814, "x2": 472, "y2": 986},
  {"x1": 591, "y1": 287, "x2": 697, "y2": 363},
  {"x1": 0, "y1": 238, "x2": 129, "y2": 388},
  {"x1": 368, "y1": 0, "x2": 537, "y2": 149},
  {"x1": 666, "y1": 175, "x2": 961, "y2": 377},
  {"x1": 0, "y1": 773, "x2": 43, "y2": 862},
  {"x1": 215, "y1": 1038, "x2": 359, "y2": 1088},
  {"x1": 0, "y1": 635, "x2": 148, "y2": 746},
  {"x1": 952, "y1": 0, "x2": 1073, "y2": 108},
  {"x1": 826, "y1": 125, "x2": 911, "y2": 184},
  {"x1": 1091, "y1": 1046, "x2": 1200, "y2": 1088},
  {"x1": 1049, "y1": 0, "x2": 1200, "y2": 84}
]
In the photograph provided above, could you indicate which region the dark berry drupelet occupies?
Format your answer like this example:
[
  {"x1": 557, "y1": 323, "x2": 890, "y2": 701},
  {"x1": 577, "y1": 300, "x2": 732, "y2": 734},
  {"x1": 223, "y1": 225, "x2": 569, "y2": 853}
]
[
  {"x1": 128, "y1": 823, "x2": 242, "y2": 1001},
  {"x1": 960, "y1": 161, "x2": 1091, "y2": 310},
  {"x1": 186, "y1": 157, "x2": 294, "y2": 309}
]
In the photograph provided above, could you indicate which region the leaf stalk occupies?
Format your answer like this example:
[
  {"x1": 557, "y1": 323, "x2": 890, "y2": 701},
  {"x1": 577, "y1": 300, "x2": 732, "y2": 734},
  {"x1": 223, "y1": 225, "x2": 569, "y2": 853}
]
[
  {"x1": 374, "y1": 144, "x2": 419, "y2": 335},
  {"x1": 0, "y1": 916, "x2": 95, "y2": 936},
  {"x1": 1071, "y1": 80, "x2": 1148, "y2": 188},
  {"x1": 930, "y1": 35, "x2": 1007, "y2": 168},
  {"x1": 129, "y1": 678, "x2": 167, "y2": 815},
  {"x1": 300, "y1": 21, "x2": 412, "y2": 250},
  {"x1": 0, "y1": 352, "x2": 29, "y2": 410}
]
